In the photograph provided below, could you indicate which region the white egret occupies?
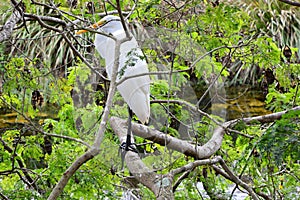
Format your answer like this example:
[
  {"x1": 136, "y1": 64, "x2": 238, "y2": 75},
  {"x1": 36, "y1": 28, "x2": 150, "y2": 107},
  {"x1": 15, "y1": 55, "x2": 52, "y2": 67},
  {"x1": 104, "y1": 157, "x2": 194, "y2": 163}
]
[{"x1": 76, "y1": 15, "x2": 150, "y2": 151}]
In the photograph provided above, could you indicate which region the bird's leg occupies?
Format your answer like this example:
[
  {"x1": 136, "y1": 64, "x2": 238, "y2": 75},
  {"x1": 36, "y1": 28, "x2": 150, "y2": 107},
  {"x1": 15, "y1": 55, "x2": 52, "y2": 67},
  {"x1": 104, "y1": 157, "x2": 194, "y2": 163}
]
[
  {"x1": 125, "y1": 107, "x2": 133, "y2": 151},
  {"x1": 120, "y1": 107, "x2": 134, "y2": 150},
  {"x1": 120, "y1": 107, "x2": 137, "y2": 169},
  {"x1": 123, "y1": 107, "x2": 137, "y2": 152}
]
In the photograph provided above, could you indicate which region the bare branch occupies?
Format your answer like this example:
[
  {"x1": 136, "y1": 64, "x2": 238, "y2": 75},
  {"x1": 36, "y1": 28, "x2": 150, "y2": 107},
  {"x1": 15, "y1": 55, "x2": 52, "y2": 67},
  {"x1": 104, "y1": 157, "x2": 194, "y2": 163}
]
[
  {"x1": 234, "y1": 105, "x2": 300, "y2": 124},
  {"x1": 110, "y1": 106, "x2": 300, "y2": 159},
  {"x1": 111, "y1": 116, "x2": 224, "y2": 159},
  {"x1": 278, "y1": 0, "x2": 300, "y2": 6},
  {"x1": 171, "y1": 156, "x2": 222, "y2": 176},
  {"x1": 219, "y1": 159, "x2": 259, "y2": 200},
  {"x1": 24, "y1": 13, "x2": 67, "y2": 26}
]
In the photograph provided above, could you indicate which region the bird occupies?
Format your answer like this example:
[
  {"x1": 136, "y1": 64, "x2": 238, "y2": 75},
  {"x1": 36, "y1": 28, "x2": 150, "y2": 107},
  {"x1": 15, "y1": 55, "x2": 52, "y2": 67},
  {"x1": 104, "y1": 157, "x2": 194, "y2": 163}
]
[
  {"x1": 67, "y1": 0, "x2": 78, "y2": 9},
  {"x1": 76, "y1": 15, "x2": 150, "y2": 151},
  {"x1": 283, "y1": 45, "x2": 292, "y2": 63}
]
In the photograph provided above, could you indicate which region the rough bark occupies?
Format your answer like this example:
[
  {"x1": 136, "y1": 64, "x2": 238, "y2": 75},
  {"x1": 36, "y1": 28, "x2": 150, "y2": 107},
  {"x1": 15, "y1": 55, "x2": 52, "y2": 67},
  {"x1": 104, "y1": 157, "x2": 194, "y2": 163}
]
[
  {"x1": 110, "y1": 116, "x2": 226, "y2": 159},
  {"x1": 109, "y1": 106, "x2": 300, "y2": 199},
  {"x1": 0, "y1": 1, "x2": 24, "y2": 43},
  {"x1": 110, "y1": 119, "x2": 174, "y2": 200}
]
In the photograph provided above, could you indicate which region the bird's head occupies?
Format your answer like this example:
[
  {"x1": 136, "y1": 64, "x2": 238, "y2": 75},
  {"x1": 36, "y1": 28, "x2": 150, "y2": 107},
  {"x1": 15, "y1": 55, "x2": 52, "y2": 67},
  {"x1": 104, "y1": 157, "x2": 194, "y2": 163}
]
[{"x1": 76, "y1": 15, "x2": 122, "y2": 35}]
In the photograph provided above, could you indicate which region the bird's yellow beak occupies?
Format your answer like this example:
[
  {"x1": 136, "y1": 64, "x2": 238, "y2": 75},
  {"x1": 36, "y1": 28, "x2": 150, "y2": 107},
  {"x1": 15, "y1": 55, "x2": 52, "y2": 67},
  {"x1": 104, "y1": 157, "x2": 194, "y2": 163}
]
[{"x1": 76, "y1": 20, "x2": 106, "y2": 34}]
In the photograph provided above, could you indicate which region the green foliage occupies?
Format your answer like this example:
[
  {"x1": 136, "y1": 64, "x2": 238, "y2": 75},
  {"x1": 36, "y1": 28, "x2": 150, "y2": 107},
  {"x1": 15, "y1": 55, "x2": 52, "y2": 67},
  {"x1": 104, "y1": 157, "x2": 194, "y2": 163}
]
[
  {"x1": 258, "y1": 110, "x2": 300, "y2": 165},
  {"x1": 1, "y1": 0, "x2": 300, "y2": 199}
]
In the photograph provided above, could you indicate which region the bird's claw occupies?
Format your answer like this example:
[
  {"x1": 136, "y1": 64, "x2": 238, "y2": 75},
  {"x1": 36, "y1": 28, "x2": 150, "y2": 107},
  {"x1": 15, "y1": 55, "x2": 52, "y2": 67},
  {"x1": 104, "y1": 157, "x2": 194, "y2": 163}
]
[
  {"x1": 120, "y1": 142, "x2": 138, "y2": 153},
  {"x1": 119, "y1": 142, "x2": 138, "y2": 170}
]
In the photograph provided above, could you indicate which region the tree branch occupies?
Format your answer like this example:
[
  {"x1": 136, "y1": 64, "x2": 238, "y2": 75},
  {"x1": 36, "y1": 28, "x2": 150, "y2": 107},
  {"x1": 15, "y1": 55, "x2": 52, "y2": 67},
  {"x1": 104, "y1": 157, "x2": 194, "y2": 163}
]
[
  {"x1": 278, "y1": 0, "x2": 300, "y2": 7},
  {"x1": 171, "y1": 156, "x2": 222, "y2": 176},
  {"x1": 110, "y1": 116, "x2": 225, "y2": 159},
  {"x1": 110, "y1": 118, "x2": 174, "y2": 200},
  {"x1": 219, "y1": 159, "x2": 259, "y2": 200},
  {"x1": 0, "y1": 137, "x2": 40, "y2": 192},
  {"x1": 110, "y1": 105, "x2": 300, "y2": 159},
  {"x1": 0, "y1": 1, "x2": 24, "y2": 42},
  {"x1": 0, "y1": 191, "x2": 10, "y2": 200},
  {"x1": 24, "y1": 13, "x2": 67, "y2": 26},
  {"x1": 47, "y1": 36, "x2": 129, "y2": 200}
]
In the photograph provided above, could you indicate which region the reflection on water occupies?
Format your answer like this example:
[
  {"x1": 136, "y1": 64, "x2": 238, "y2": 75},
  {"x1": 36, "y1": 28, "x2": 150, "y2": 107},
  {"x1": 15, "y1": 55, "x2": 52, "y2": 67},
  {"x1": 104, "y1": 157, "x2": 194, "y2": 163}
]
[
  {"x1": 211, "y1": 87, "x2": 272, "y2": 121},
  {"x1": 0, "y1": 111, "x2": 54, "y2": 128},
  {"x1": 0, "y1": 88, "x2": 271, "y2": 128},
  {"x1": 197, "y1": 182, "x2": 249, "y2": 200}
]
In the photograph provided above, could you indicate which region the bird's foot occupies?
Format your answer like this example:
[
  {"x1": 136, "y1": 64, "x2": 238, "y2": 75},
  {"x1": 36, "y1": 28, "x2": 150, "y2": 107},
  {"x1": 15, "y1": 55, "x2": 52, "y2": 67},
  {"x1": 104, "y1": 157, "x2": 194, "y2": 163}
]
[
  {"x1": 120, "y1": 142, "x2": 138, "y2": 153},
  {"x1": 119, "y1": 142, "x2": 138, "y2": 170}
]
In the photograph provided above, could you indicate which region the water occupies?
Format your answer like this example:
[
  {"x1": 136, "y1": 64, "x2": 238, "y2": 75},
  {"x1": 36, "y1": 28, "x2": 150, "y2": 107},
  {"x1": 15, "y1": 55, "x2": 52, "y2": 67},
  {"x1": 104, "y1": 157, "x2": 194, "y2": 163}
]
[{"x1": 197, "y1": 182, "x2": 249, "y2": 200}]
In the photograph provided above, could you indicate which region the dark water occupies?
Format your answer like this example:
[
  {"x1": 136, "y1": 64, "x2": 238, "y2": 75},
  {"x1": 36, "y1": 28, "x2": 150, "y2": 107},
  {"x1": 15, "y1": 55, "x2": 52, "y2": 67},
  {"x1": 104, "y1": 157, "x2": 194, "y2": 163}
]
[
  {"x1": 210, "y1": 86, "x2": 271, "y2": 121},
  {"x1": 0, "y1": 87, "x2": 271, "y2": 128}
]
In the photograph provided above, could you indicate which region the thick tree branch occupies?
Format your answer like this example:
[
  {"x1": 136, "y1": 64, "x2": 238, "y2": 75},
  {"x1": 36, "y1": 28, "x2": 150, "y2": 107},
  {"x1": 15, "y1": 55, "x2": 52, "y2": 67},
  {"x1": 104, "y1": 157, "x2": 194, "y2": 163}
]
[
  {"x1": 110, "y1": 106, "x2": 300, "y2": 199},
  {"x1": 0, "y1": 1, "x2": 24, "y2": 42},
  {"x1": 114, "y1": 106, "x2": 300, "y2": 158},
  {"x1": 110, "y1": 119, "x2": 174, "y2": 200},
  {"x1": 110, "y1": 116, "x2": 225, "y2": 159}
]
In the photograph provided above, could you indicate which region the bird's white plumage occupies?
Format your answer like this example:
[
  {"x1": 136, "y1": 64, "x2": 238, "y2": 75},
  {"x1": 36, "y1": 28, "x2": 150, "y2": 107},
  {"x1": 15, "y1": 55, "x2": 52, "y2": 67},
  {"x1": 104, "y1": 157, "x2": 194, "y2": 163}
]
[{"x1": 94, "y1": 15, "x2": 150, "y2": 124}]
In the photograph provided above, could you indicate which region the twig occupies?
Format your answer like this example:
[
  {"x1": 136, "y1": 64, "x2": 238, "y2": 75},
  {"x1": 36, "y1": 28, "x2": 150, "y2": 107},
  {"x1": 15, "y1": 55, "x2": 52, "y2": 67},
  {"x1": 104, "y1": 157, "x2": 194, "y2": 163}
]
[
  {"x1": 0, "y1": 137, "x2": 39, "y2": 192},
  {"x1": 151, "y1": 99, "x2": 254, "y2": 138},
  {"x1": 196, "y1": 48, "x2": 233, "y2": 108},
  {"x1": 219, "y1": 159, "x2": 259, "y2": 200},
  {"x1": 116, "y1": 0, "x2": 129, "y2": 36},
  {"x1": 24, "y1": 13, "x2": 66, "y2": 26},
  {"x1": 171, "y1": 156, "x2": 222, "y2": 192},
  {"x1": 0, "y1": 191, "x2": 10, "y2": 200},
  {"x1": 172, "y1": 170, "x2": 191, "y2": 192},
  {"x1": 171, "y1": 156, "x2": 222, "y2": 176}
]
